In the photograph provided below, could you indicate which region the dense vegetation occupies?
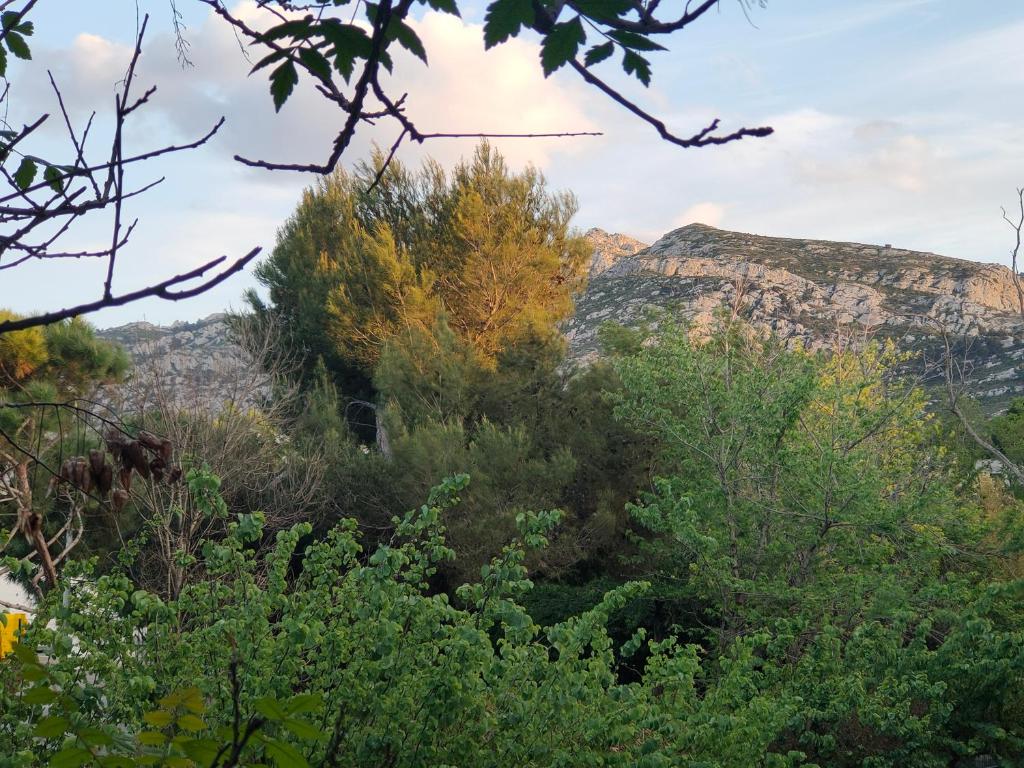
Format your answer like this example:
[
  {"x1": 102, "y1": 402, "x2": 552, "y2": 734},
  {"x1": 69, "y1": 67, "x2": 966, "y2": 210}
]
[{"x1": 3, "y1": 147, "x2": 1024, "y2": 766}]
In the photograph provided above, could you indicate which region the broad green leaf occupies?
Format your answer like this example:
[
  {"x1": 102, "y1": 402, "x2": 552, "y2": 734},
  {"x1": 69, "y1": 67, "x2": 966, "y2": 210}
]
[
  {"x1": 425, "y1": 0, "x2": 460, "y2": 15},
  {"x1": 540, "y1": 17, "x2": 585, "y2": 76},
  {"x1": 176, "y1": 713, "x2": 206, "y2": 732},
  {"x1": 43, "y1": 164, "x2": 63, "y2": 194},
  {"x1": 254, "y1": 695, "x2": 287, "y2": 721},
  {"x1": 622, "y1": 49, "x2": 651, "y2": 85},
  {"x1": 262, "y1": 736, "x2": 310, "y2": 768},
  {"x1": 48, "y1": 748, "x2": 92, "y2": 768},
  {"x1": 388, "y1": 20, "x2": 427, "y2": 64},
  {"x1": 283, "y1": 693, "x2": 322, "y2": 715},
  {"x1": 264, "y1": 19, "x2": 313, "y2": 41},
  {"x1": 269, "y1": 61, "x2": 299, "y2": 112},
  {"x1": 608, "y1": 29, "x2": 666, "y2": 51},
  {"x1": 5, "y1": 30, "x2": 30, "y2": 59},
  {"x1": 299, "y1": 47, "x2": 332, "y2": 79},
  {"x1": 78, "y1": 727, "x2": 113, "y2": 747},
  {"x1": 250, "y1": 49, "x2": 288, "y2": 74},
  {"x1": 142, "y1": 709, "x2": 174, "y2": 728},
  {"x1": 181, "y1": 739, "x2": 221, "y2": 763},
  {"x1": 584, "y1": 41, "x2": 614, "y2": 67},
  {"x1": 137, "y1": 730, "x2": 167, "y2": 746},
  {"x1": 483, "y1": 0, "x2": 535, "y2": 49},
  {"x1": 34, "y1": 715, "x2": 70, "y2": 738},
  {"x1": 13, "y1": 156, "x2": 36, "y2": 190},
  {"x1": 283, "y1": 717, "x2": 324, "y2": 741},
  {"x1": 22, "y1": 684, "x2": 57, "y2": 705},
  {"x1": 574, "y1": 0, "x2": 633, "y2": 21}
]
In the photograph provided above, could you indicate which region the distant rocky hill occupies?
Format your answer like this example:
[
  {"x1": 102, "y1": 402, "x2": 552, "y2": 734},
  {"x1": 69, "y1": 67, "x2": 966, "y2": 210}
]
[
  {"x1": 100, "y1": 226, "x2": 1024, "y2": 414},
  {"x1": 97, "y1": 314, "x2": 262, "y2": 410},
  {"x1": 571, "y1": 224, "x2": 1024, "y2": 413}
]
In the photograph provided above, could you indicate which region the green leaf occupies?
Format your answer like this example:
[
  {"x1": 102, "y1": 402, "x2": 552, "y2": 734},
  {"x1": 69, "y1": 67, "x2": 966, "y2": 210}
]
[
  {"x1": 575, "y1": 0, "x2": 633, "y2": 21},
  {"x1": 483, "y1": 0, "x2": 535, "y2": 49},
  {"x1": 425, "y1": 0, "x2": 460, "y2": 15},
  {"x1": 282, "y1": 717, "x2": 324, "y2": 741},
  {"x1": 622, "y1": 49, "x2": 651, "y2": 85},
  {"x1": 34, "y1": 715, "x2": 70, "y2": 738},
  {"x1": 254, "y1": 696, "x2": 287, "y2": 721},
  {"x1": 584, "y1": 41, "x2": 614, "y2": 67},
  {"x1": 269, "y1": 61, "x2": 299, "y2": 112},
  {"x1": 250, "y1": 49, "x2": 288, "y2": 74},
  {"x1": 5, "y1": 30, "x2": 30, "y2": 60},
  {"x1": 388, "y1": 20, "x2": 427, "y2": 64},
  {"x1": 22, "y1": 684, "x2": 57, "y2": 705},
  {"x1": 48, "y1": 748, "x2": 92, "y2": 768},
  {"x1": 12, "y1": 643, "x2": 38, "y2": 665},
  {"x1": 142, "y1": 709, "x2": 174, "y2": 728},
  {"x1": 607, "y1": 29, "x2": 666, "y2": 51},
  {"x1": 137, "y1": 730, "x2": 167, "y2": 746},
  {"x1": 43, "y1": 164, "x2": 63, "y2": 194},
  {"x1": 176, "y1": 713, "x2": 206, "y2": 732},
  {"x1": 540, "y1": 17, "x2": 585, "y2": 76},
  {"x1": 78, "y1": 727, "x2": 113, "y2": 747},
  {"x1": 180, "y1": 739, "x2": 221, "y2": 764},
  {"x1": 13, "y1": 156, "x2": 36, "y2": 190},
  {"x1": 264, "y1": 19, "x2": 313, "y2": 41},
  {"x1": 283, "y1": 693, "x2": 322, "y2": 715},
  {"x1": 262, "y1": 736, "x2": 310, "y2": 768},
  {"x1": 298, "y1": 47, "x2": 332, "y2": 79}
]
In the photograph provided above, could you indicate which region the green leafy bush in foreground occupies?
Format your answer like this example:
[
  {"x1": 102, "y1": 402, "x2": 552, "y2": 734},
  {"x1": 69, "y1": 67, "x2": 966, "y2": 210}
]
[
  {"x1": 6, "y1": 317, "x2": 1024, "y2": 766},
  {"x1": 3, "y1": 469, "x2": 1024, "y2": 767}
]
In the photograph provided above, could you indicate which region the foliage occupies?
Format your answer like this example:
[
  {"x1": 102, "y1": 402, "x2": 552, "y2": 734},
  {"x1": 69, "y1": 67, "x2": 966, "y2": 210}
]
[
  {"x1": 992, "y1": 397, "x2": 1024, "y2": 474},
  {"x1": 0, "y1": 472, "x2": 795, "y2": 768},
  {"x1": 251, "y1": 142, "x2": 589, "y2": 390}
]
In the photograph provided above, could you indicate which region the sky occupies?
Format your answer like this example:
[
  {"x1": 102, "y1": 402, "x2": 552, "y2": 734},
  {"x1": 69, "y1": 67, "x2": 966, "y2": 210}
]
[{"x1": 3, "y1": 0, "x2": 1023, "y2": 328}]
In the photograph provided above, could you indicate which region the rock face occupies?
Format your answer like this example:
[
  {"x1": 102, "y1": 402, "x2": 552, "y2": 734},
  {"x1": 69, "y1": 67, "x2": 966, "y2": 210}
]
[
  {"x1": 100, "y1": 225, "x2": 1024, "y2": 414},
  {"x1": 570, "y1": 225, "x2": 1024, "y2": 413},
  {"x1": 584, "y1": 228, "x2": 648, "y2": 277},
  {"x1": 98, "y1": 314, "x2": 264, "y2": 410}
]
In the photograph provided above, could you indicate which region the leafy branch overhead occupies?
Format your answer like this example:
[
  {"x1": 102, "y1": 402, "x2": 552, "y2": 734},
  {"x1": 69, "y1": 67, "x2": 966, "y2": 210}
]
[{"x1": 203, "y1": 0, "x2": 773, "y2": 173}]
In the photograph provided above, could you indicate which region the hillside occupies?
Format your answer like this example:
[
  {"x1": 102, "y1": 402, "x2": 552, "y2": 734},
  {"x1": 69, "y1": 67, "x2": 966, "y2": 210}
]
[
  {"x1": 100, "y1": 225, "x2": 1024, "y2": 413},
  {"x1": 569, "y1": 224, "x2": 1024, "y2": 412}
]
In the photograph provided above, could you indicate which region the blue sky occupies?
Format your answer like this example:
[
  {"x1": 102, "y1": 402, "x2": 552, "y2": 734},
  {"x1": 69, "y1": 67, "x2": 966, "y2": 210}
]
[{"x1": 4, "y1": 0, "x2": 1023, "y2": 327}]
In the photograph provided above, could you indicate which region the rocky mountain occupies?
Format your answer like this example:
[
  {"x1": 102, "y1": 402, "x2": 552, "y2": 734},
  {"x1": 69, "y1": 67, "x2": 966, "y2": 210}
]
[
  {"x1": 97, "y1": 314, "x2": 263, "y2": 410},
  {"x1": 569, "y1": 224, "x2": 1024, "y2": 413},
  {"x1": 99, "y1": 225, "x2": 1024, "y2": 413}
]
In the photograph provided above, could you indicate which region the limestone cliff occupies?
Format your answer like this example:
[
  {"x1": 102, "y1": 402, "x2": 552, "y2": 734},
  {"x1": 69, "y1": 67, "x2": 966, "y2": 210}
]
[
  {"x1": 571, "y1": 224, "x2": 1024, "y2": 412},
  {"x1": 99, "y1": 225, "x2": 1024, "y2": 414}
]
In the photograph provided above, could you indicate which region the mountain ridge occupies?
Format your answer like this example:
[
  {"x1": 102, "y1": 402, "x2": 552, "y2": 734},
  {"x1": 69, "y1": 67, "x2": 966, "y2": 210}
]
[{"x1": 100, "y1": 225, "x2": 1024, "y2": 413}]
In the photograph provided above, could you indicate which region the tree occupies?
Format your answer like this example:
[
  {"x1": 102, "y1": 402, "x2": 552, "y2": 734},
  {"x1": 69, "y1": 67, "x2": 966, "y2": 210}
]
[
  {"x1": 2, "y1": 0, "x2": 775, "y2": 504},
  {"x1": 0, "y1": 312, "x2": 130, "y2": 600},
  {"x1": 611, "y1": 316, "x2": 980, "y2": 639},
  {"x1": 251, "y1": 143, "x2": 590, "y2": 392}
]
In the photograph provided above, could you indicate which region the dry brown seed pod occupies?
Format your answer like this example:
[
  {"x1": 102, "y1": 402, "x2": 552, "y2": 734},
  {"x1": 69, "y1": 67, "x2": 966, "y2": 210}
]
[
  {"x1": 96, "y1": 464, "x2": 114, "y2": 496},
  {"x1": 124, "y1": 441, "x2": 150, "y2": 479},
  {"x1": 159, "y1": 438, "x2": 173, "y2": 463},
  {"x1": 104, "y1": 429, "x2": 126, "y2": 462},
  {"x1": 150, "y1": 457, "x2": 166, "y2": 482},
  {"x1": 168, "y1": 466, "x2": 183, "y2": 484},
  {"x1": 88, "y1": 449, "x2": 105, "y2": 478},
  {"x1": 137, "y1": 430, "x2": 163, "y2": 453},
  {"x1": 119, "y1": 466, "x2": 133, "y2": 493},
  {"x1": 73, "y1": 457, "x2": 92, "y2": 493},
  {"x1": 111, "y1": 489, "x2": 129, "y2": 514}
]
